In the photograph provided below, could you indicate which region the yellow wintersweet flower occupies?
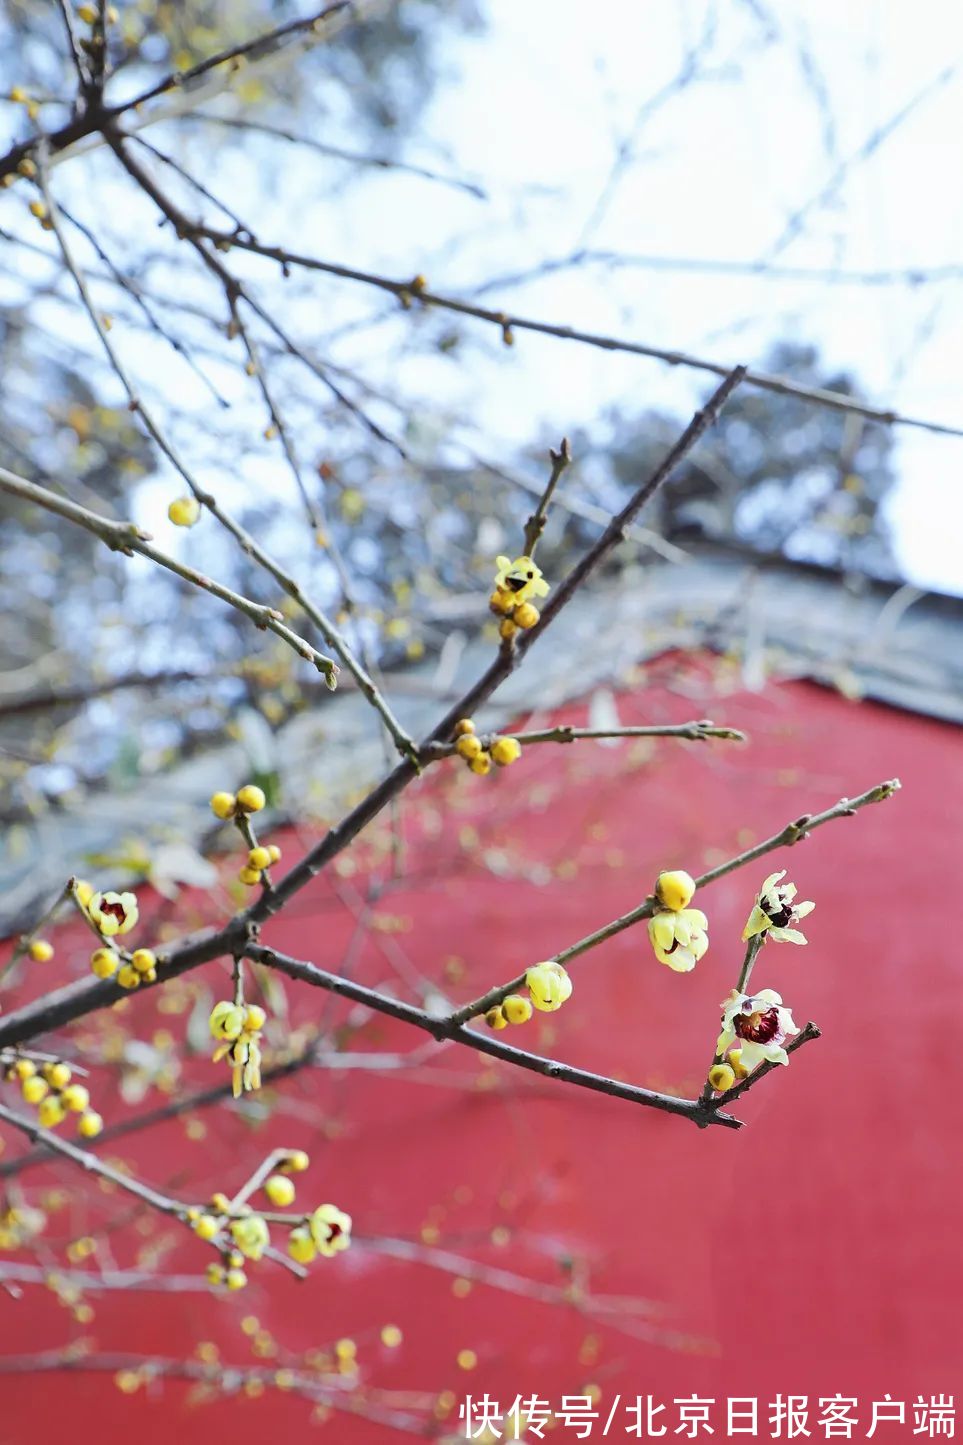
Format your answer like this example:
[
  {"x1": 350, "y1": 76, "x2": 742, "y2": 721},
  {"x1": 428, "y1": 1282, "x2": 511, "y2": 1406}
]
[
  {"x1": 743, "y1": 871, "x2": 815, "y2": 945},
  {"x1": 209, "y1": 1001, "x2": 245, "y2": 1041},
  {"x1": 493, "y1": 555, "x2": 550, "y2": 606},
  {"x1": 647, "y1": 906, "x2": 709, "y2": 973},
  {"x1": 308, "y1": 1204, "x2": 352, "y2": 1257},
  {"x1": 655, "y1": 869, "x2": 696, "y2": 912},
  {"x1": 231, "y1": 1214, "x2": 270, "y2": 1261},
  {"x1": 525, "y1": 960, "x2": 573, "y2": 1012},
  {"x1": 716, "y1": 988, "x2": 798, "y2": 1072},
  {"x1": 87, "y1": 890, "x2": 139, "y2": 937}
]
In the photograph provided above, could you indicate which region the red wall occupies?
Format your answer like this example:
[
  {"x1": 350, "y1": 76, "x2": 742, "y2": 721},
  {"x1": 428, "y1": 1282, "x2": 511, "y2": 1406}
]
[{"x1": 1, "y1": 658, "x2": 960, "y2": 1441}]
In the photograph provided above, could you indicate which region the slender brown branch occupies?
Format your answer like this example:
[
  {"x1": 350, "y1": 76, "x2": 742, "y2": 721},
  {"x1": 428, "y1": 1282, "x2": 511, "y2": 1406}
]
[
  {"x1": 522, "y1": 437, "x2": 571, "y2": 554},
  {"x1": 420, "y1": 719, "x2": 747, "y2": 762},
  {"x1": 244, "y1": 942, "x2": 741, "y2": 1130},
  {"x1": 707, "y1": 1022, "x2": 822, "y2": 1114}
]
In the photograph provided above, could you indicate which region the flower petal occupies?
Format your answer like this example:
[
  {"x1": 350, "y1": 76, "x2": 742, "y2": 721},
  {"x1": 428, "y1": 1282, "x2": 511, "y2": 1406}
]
[
  {"x1": 742, "y1": 906, "x2": 771, "y2": 941},
  {"x1": 771, "y1": 927, "x2": 808, "y2": 945}
]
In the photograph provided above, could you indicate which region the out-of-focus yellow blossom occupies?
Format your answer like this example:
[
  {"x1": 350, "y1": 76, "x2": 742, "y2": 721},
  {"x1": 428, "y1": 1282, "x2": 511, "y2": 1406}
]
[
  {"x1": 493, "y1": 555, "x2": 550, "y2": 606},
  {"x1": 288, "y1": 1226, "x2": 316, "y2": 1263},
  {"x1": 231, "y1": 1214, "x2": 270, "y2": 1261},
  {"x1": 210, "y1": 791, "x2": 236, "y2": 820},
  {"x1": 308, "y1": 1204, "x2": 352, "y2": 1257},
  {"x1": 235, "y1": 784, "x2": 266, "y2": 813},
  {"x1": 28, "y1": 939, "x2": 54, "y2": 962},
  {"x1": 168, "y1": 496, "x2": 200, "y2": 527}
]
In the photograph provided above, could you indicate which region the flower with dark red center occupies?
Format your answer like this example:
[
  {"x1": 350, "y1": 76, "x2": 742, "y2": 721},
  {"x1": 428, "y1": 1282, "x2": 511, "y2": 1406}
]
[
  {"x1": 716, "y1": 988, "x2": 798, "y2": 1071},
  {"x1": 309, "y1": 1203, "x2": 352, "y2": 1258},
  {"x1": 87, "y1": 889, "x2": 139, "y2": 938},
  {"x1": 743, "y1": 871, "x2": 814, "y2": 945}
]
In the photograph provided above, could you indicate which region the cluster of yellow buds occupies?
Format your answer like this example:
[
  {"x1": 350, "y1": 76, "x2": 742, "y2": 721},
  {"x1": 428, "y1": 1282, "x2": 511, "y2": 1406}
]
[
  {"x1": 452, "y1": 718, "x2": 523, "y2": 777},
  {"x1": 238, "y1": 843, "x2": 281, "y2": 888},
  {"x1": 489, "y1": 555, "x2": 550, "y2": 640},
  {"x1": 210, "y1": 783, "x2": 267, "y2": 820},
  {"x1": 484, "y1": 993, "x2": 534, "y2": 1030},
  {"x1": 524, "y1": 960, "x2": 573, "y2": 1013},
  {"x1": 647, "y1": 870, "x2": 709, "y2": 973},
  {"x1": 5, "y1": 1057, "x2": 103, "y2": 1138},
  {"x1": 209, "y1": 1000, "x2": 266, "y2": 1098},
  {"x1": 90, "y1": 946, "x2": 156, "y2": 990},
  {"x1": 707, "y1": 1050, "x2": 750, "y2": 1094},
  {"x1": 167, "y1": 496, "x2": 200, "y2": 527}
]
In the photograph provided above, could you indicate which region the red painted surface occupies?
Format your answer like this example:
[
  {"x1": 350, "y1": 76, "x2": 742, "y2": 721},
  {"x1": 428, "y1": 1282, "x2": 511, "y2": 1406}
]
[{"x1": 1, "y1": 657, "x2": 960, "y2": 1441}]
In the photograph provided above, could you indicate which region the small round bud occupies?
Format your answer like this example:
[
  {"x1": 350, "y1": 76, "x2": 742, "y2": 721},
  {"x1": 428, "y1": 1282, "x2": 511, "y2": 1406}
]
[
  {"x1": 13, "y1": 1059, "x2": 36, "y2": 1081},
  {"x1": 502, "y1": 994, "x2": 533, "y2": 1025},
  {"x1": 130, "y1": 948, "x2": 156, "y2": 976},
  {"x1": 381, "y1": 1324, "x2": 403, "y2": 1348},
  {"x1": 90, "y1": 948, "x2": 118, "y2": 979},
  {"x1": 22, "y1": 1076, "x2": 48, "y2": 1105},
  {"x1": 248, "y1": 847, "x2": 271, "y2": 870},
  {"x1": 267, "y1": 844, "x2": 282, "y2": 865},
  {"x1": 28, "y1": 200, "x2": 47, "y2": 220},
  {"x1": 243, "y1": 1004, "x2": 267, "y2": 1032},
  {"x1": 468, "y1": 752, "x2": 492, "y2": 775},
  {"x1": 499, "y1": 617, "x2": 518, "y2": 641},
  {"x1": 453, "y1": 718, "x2": 476, "y2": 736},
  {"x1": 708, "y1": 1063, "x2": 736, "y2": 1093},
  {"x1": 209, "y1": 1192, "x2": 232, "y2": 1213},
  {"x1": 728, "y1": 1048, "x2": 750, "y2": 1080},
  {"x1": 77, "y1": 3, "x2": 97, "y2": 22},
  {"x1": 116, "y1": 964, "x2": 140, "y2": 990},
  {"x1": 280, "y1": 1149, "x2": 309, "y2": 1173},
  {"x1": 38, "y1": 1094, "x2": 67, "y2": 1129},
  {"x1": 490, "y1": 736, "x2": 522, "y2": 767},
  {"x1": 455, "y1": 735, "x2": 483, "y2": 761},
  {"x1": 74, "y1": 879, "x2": 94, "y2": 908},
  {"x1": 512, "y1": 602, "x2": 540, "y2": 630},
  {"x1": 77, "y1": 1109, "x2": 103, "y2": 1138},
  {"x1": 485, "y1": 1006, "x2": 508, "y2": 1030},
  {"x1": 264, "y1": 1174, "x2": 295, "y2": 1208},
  {"x1": 235, "y1": 784, "x2": 266, "y2": 813},
  {"x1": 225, "y1": 1268, "x2": 248, "y2": 1291},
  {"x1": 61, "y1": 1084, "x2": 90, "y2": 1113},
  {"x1": 206, "y1": 1262, "x2": 225, "y2": 1286},
  {"x1": 488, "y1": 589, "x2": 514, "y2": 617},
  {"x1": 655, "y1": 869, "x2": 696, "y2": 913},
  {"x1": 167, "y1": 496, "x2": 200, "y2": 527},
  {"x1": 238, "y1": 866, "x2": 262, "y2": 886},
  {"x1": 193, "y1": 1214, "x2": 220, "y2": 1241},
  {"x1": 288, "y1": 1226, "x2": 317, "y2": 1263},
  {"x1": 43, "y1": 1061, "x2": 72, "y2": 1090},
  {"x1": 210, "y1": 791, "x2": 236, "y2": 820},
  {"x1": 28, "y1": 939, "x2": 54, "y2": 962}
]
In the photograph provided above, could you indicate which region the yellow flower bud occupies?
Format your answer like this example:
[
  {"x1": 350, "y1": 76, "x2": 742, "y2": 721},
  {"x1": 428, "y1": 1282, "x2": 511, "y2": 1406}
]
[
  {"x1": 28, "y1": 200, "x2": 47, "y2": 220},
  {"x1": 499, "y1": 617, "x2": 517, "y2": 641},
  {"x1": 13, "y1": 1059, "x2": 36, "y2": 1081},
  {"x1": 90, "y1": 948, "x2": 118, "y2": 979},
  {"x1": 130, "y1": 948, "x2": 156, "y2": 975},
  {"x1": 453, "y1": 718, "x2": 476, "y2": 736},
  {"x1": 167, "y1": 496, "x2": 200, "y2": 527},
  {"x1": 74, "y1": 879, "x2": 94, "y2": 908},
  {"x1": 43, "y1": 1061, "x2": 72, "y2": 1090},
  {"x1": 28, "y1": 939, "x2": 54, "y2": 962},
  {"x1": 78, "y1": 1110, "x2": 103, "y2": 1138},
  {"x1": 655, "y1": 869, "x2": 696, "y2": 913},
  {"x1": 455, "y1": 734, "x2": 483, "y2": 761},
  {"x1": 512, "y1": 602, "x2": 540, "y2": 630},
  {"x1": 209, "y1": 1192, "x2": 231, "y2": 1213},
  {"x1": 248, "y1": 847, "x2": 271, "y2": 870},
  {"x1": 708, "y1": 1063, "x2": 736, "y2": 1093},
  {"x1": 38, "y1": 1094, "x2": 66, "y2": 1128},
  {"x1": 238, "y1": 866, "x2": 262, "y2": 886},
  {"x1": 225, "y1": 1268, "x2": 248, "y2": 1291},
  {"x1": 61, "y1": 1084, "x2": 90, "y2": 1113},
  {"x1": 243, "y1": 1004, "x2": 266, "y2": 1032},
  {"x1": 231, "y1": 1214, "x2": 270, "y2": 1261},
  {"x1": 235, "y1": 784, "x2": 266, "y2": 813},
  {"x1": 488, "y1": 589, "x2": 514, "y2": 617},
  {"x1": 280, "y1": 1149, "x2": 309, "y2": 1173},
  {"x1": 77, "y1": 4, "x2": 97, "y2": 22},
  {"x1": 485, "y1": 1006, "x2": 508, "y2": 1030},
  {"x1": 205, "y1": 1262, "x2": 225, "y2": 1286},
  {"x1": 209, "y1": 1002, "x2": 245, "y2": 1040},
  {"x1": 526, "y1": 961, "x2": 573, "y2": 1013},
  {"x1": 468, "y1": 752, "x2": 492, "y2": 775},
  {"x1": 264, "y1": 1174, "x2": 295, "y2": 1208},
  {"x1": 728, "y1": 1048, "x2": 750, "y2": 1080},
  {"x1": 288, "y1": 1226, "x2": 317, "y2": 1263},
  {"x1": 267, "y1": 844, "x2": 282, "y2": 864},
  {"x1": 490, "y1": 736, "x2": 522, "y2": 767},
  {"x1": 22, "y1": 1076, "x2": 48, "y2": 1105},
  {"x1": 116, "y1": 964, "x2": 140, "y2": 990},
  {"x1": 210, "y1": 791, "x2": 236, "y2": 820},
  {"x1": 193, "y1": 1214, "x2": 220, "y2": 1241},
  {"x1": 502, "y1": 994, "x2": 533, "y2": 1025}
]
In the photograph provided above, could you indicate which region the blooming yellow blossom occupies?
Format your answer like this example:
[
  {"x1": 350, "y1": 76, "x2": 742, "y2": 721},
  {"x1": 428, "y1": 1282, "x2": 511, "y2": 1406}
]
[
  {"x1": 716, "y1": 988, "x2": 798, "y2": 1071},
  {"x1": 493, "y1": 556, "x2": 550, "y2": 606},
  {"x1": 88, "y1": 890, "x2": 139, "y2": 937},
  {"x1": 231, "y1": 1214, "x2": 270, "y2": 1261},
  {"x1": 743, "y1": 871, "x2": 815, "y2": 945},
  {"x1": 647, "y1": 906, "x2": 709, "y2": 973},
  {"x1": 308, "y1": 1203, "x2": 352, "y2": 1257}
]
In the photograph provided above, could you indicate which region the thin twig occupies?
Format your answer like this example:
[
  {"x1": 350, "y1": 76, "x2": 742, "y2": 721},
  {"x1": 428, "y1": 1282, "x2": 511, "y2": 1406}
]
[
  {"x1": 420, "y1": 719, "x2": 747, "y2": 762},
  {"x1": 522, "y1": 437, "x2": 571, "y2": 554}
]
